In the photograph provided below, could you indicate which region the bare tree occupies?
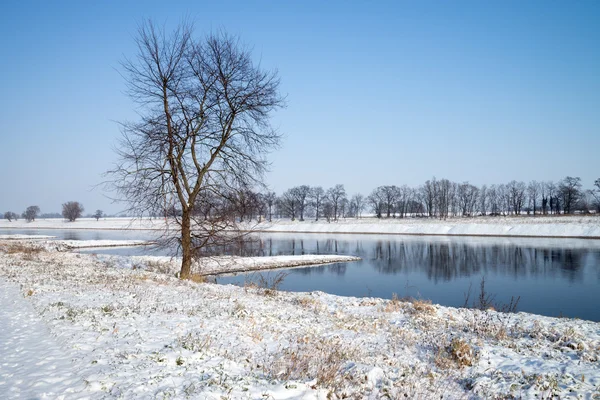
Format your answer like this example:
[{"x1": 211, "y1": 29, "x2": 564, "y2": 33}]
[
  {"x1": 420, "y1": 179, "x2": 436, "y2": 218},
  {"x1": 368, "y1": 187, "x2": 385, "y2": 218},
  {"x1": 4, "y1": 211, "x2": 18, "y2": 222},
  {"x1": 591, "y1": 178, "x2": 600, "y2": 213},
  {"x1": 507, "y1": 181, "x2": 526, "y2": 215},
  {"x1": 309, "y1": 186, "x2": 325, "y2": 221},
  {"x1": 291, "y1": 185, "x2": 310, "y2": 221},
  {"x1": 527, "y1": 181, "x2": 540, "y2": 215},
  {"x1": 545, "y1": 181, "x2": 558, "y2": 214},
  {"x1": 107, "y1": 20, "x2": 284, "y2": 279},
  {"x1": 457, "y1": 182, "x2": 478, "y2": 216},
  {"x1": 264, "y1": 192, "x2": 276, "y2": 222},
  {"x1": 94, "y1": 210, "x2": 103, "y2": 221},
  {"x1": 279, "y1": 189, "x2": 297, "y2": 220},
  {"x1": 478, "y1": 184, "x2": 488, "y2": 216},
  {"x1": 558, "y1": 176, "x2": 582, "y2": 214},
  {"x1": 62, "y1": 202, "x2": 84, "y2": 222},
  {"x1": 327, "y1": 184, "x2": 346, "y2": 221},
  {"x1": 350, "y1": 193, "x2": 365, "y2": 218},
  {"x1": 22, "y1": 206, "x2": 40, "y2": 222}
]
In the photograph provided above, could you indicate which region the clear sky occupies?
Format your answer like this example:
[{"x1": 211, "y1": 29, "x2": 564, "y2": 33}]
[{"x1": 1, "y1": 0, "x2": 598, "y2": 215}]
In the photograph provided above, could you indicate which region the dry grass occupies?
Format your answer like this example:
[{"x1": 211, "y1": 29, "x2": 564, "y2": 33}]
[
  {"x1": 188, "y1": 273, "x2": 207, "y2": 283},
  {"x1": 412, "y1": 299, "x2": 436, "y2": 315},
  {"x1": 1, "y1": 242, "x2": 45, "y2": 257},
  {"x1": 435, "y1": 337, "x2": 477, "y2": 369},
  {"x1": 264, "y1": 335, "x2": 358, "y2": 393},
  {"x1": 383, "y1": 293, "x2": 402, "y2": 312}
]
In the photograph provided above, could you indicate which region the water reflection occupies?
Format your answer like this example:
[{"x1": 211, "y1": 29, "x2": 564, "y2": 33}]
[{"x1": 208, "y1": 235, "x2": 594, "y2": 283}]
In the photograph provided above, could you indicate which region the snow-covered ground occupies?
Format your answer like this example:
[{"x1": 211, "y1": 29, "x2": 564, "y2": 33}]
[
  {"x1": 1, "y1": 240, "x2": 599, "y2": 399},
  {"x1": 0, "y1": 234, "x2": 56, "y2": 240},
  {"x1": 253, "y1": 216, "x2": 600, "y2": 238},
  {"x1": 0, "y1": 238, "x2": 152, "y2": 252},
  {"x1": 1, "y1": 215, "x2": 599, "y2": 238},
  {"x1": 105, "y1": 254, "x2": 362, "y2": 276}
]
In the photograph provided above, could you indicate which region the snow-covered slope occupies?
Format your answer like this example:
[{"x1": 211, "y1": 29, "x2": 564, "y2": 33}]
[
  {"x1": 1, "y1": 216, "x2": 599, "y2": 238},
  {"x1": 0, "y1": 243, "x2": 598, "y2": 398}
]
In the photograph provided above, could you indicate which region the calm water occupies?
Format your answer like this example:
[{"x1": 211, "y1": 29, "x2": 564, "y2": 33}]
[{"x1": 3, "y1": 229, "x2": 600, "y2": 321}]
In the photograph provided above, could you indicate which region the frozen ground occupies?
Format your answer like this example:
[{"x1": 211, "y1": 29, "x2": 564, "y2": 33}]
[
  {"x1": 0, "y1": 240, "x2": 599, "y2": 399},
  {"x1": 1, "y1": 215, "x2": 599, "y2": 238},
  {"x1": 0, "y1": 237, "x2": 152, "y2": 252},
  {"x1": 105, "y1": 254, "x2": 362, "y2": 276}
]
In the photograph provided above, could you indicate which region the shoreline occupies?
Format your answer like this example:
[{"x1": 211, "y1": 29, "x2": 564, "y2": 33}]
[{"x1": 1, "y1": 215, "x2": 600, "y2": 240}]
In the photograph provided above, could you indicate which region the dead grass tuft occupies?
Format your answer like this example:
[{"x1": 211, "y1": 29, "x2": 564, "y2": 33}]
[
  {"x1": 435, "y1": 337, "x2": 477, "y2": 369},
  {"x1": 1, "y1": 243, "x2": 45, "y2": 258},
  {"x1": 264, "y1": 335, "x2": 357, "y2": 392}
]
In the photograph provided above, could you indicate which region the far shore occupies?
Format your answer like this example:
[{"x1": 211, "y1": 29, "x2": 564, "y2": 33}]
[{"x1": 1, "y1": 215, "x2": 599, "y2": 239}]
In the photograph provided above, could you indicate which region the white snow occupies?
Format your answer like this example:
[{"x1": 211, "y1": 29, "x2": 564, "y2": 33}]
[
  {"x1": 108, "y1": 254, "x2": 362, "y2": 276},
  {"x1": 1, "y1": 215, "x2": 600, "y2": 238},
  {"x1": 0, "y1": 279, "x2": 86, "y2": 398},
  {"x1": 0, "y1": 234, "x2": 56, "y2": 240},
  {"x1": 251, "y1": 216, "x2": 600, "y2": 238},
  {"x1": 1, "y1": 240, "x2": 599, "y2": 398}
]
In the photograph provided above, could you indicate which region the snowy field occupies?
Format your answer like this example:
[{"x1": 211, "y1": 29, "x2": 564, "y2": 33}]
[
  {"x1": 1, "y1": 239, "x2": 599, "y2": 399},
  {"x1": 1, "y1": 215, "x2": 599, "y2": 238}
]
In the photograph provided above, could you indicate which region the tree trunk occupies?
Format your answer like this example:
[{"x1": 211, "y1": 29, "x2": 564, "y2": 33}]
[{"x1": 180, "y1": 211, "x2": 192, "y2": 279}]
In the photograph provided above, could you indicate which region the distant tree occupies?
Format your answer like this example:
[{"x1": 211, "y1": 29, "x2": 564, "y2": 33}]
[
  {"x1": 62, "y1": 202, "x2": 84, "y2": 222},
  {"x1": 545, "y1": 181, "x2": 558, "y2": 214},
  {"x1": 558, "y1": 176, "x2": 582, "y2": 214},
  {"x1": 94, "y1": 210, "x2": 103, "y2": 221},
  {"x1": 309, "y1": 186, "x2": 325, "y2": 221},
  {"x1": 350, "y1": 193, "x2": 365, "y2": 218},
  {"x1": 420, "y1": 179, "x2": 436, "y2": 217},
  {"x1": 507, "y1": 181, "x2": 526, "y2": 215},
  {"x1": 322, "y1": 199, "x2": 334, "y2": 223},
  {"x1": 4, "y1": 211, "x2": 18, "y2": 222},
  {"x1": 326, "y1": 184, "x2": 346, "y2": 221},
  {"x1": 22, "y1": 206, "x2": 40, "y2": 222},
  {"x1": 592, "y1": 178, "x2": 600, "y2": 212},
  {"x1": 279, "y1": 189, "x2": 298, "y2": 220},
  {"x1": 264, "y1": 192, "x2": 276, "y2": 222},
  {"x1": 291, "y1": 185, "x2": 311, "y2": 221},
  {"x1": 478, "y1": 185, "x2": 488, "y2": 216},
  {"x1": 527, "y1": 181, "x2": 541, "y2": 215},
  {"x1": 368, "y1": 187, "x2": 385, "y2": 218},
  {"x1": 457, "y1": 182, "x2": 479, "y2": 216},
  {"x1": 396, "y1": 185, "x2": 414, "y2": 218}
]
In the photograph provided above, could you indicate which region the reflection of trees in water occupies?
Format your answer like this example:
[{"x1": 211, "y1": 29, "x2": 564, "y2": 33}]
[
  {"x1": 291, "y1": 263, "x2": 348, "y2": 276},
  {"x1": 205, "y1": 236, "x2": 594, "y2": 283},
  {"x1": 370, "y1": 240, "x2": 587, "y2": 283}
]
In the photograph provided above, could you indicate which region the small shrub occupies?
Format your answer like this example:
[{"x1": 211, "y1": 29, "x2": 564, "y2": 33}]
[
  {"x1": 435, "y1": 337, "x2": 477, "y2": 369},
  {"x1": 246, "y1": 271, "x2": 288, "y2": 296},
  {"x1": 383, "y1": 293, "x2": 402, "y2": 312},
  {"x1": 449, "y1": 337, "x2": 476, "y2": 367}
]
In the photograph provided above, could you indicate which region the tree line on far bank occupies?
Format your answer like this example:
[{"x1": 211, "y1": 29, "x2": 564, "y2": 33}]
[
  {"x1": 179, "y1": 176, "x2": 600, "y2": 223},
  {"x1": 5, "y1": 177, "x2": 598, "y2": 224},
  {"x1": 3, "y1": 203, "x2": 104, "y2": 222}
]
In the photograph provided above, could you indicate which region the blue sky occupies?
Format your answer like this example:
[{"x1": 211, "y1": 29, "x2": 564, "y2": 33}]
[{"x1": 1, "y1": 1, "x2": 598, "y2": 214}]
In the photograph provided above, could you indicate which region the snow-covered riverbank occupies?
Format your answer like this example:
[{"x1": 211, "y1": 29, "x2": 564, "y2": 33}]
[
  {"x1": 105, "y1": 254, "x2": 362, "y2": 276},
  {"x1": 0, "y1": 241, "x2": 598, "y2": 398},
  {"x1": 1, "y1": 215, "x2": 599, "y2": 239}
]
